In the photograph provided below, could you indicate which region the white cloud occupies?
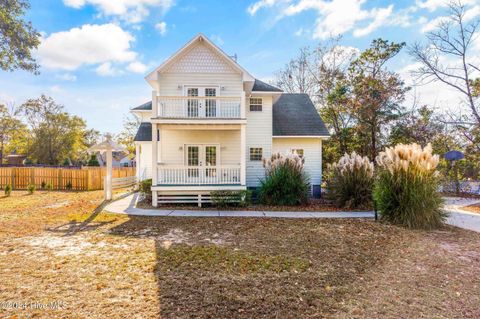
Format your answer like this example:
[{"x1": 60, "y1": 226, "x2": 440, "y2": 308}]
[
  {"x1": 465, "y1": 5, "x2": 480, "y2": 21},
  {"x1": 38, "y1": 24, "x2": 137, "y2": 71},
  {"x1": 420, "y1": 15, "x2": 449, "y2": 33},
  {"x1": 247, "y1": 0, "x2": 280, "y2": 15},
  {"x1": 285, "y1": 0, "x2": 395, "y2": 39},
  {"x1": 416, "y1": 0, "x2": 476, "y2": 12},
  {"x1": 353, "y1": 5, "x2": 394, "y2": 37},
  {"x1": 56, "y1": 73, "x2": 77, "y2": 81},
  {"x1": 155, "y1": 21, "x2": 167, "y2": 35},
  {"x1": 249, "y1": 0, "x2": 401, "y2": 39},
  {"x1": 95, "y1": 62, "x2": 121, "y2": 76},
  {"x1": 63, "y1": 0, "x2": 175, "y2": 23},
  {"x1": 50, "y1": 85, "x2": 63, "y2": 93},
  {"x1": 127, "y1": 61, "x2": 147, "y2": 73},
  {"x1": 210, "y1": 34, "x2": 224, "y2": 46}
]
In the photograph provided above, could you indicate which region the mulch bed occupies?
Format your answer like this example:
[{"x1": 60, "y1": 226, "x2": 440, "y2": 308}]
[{"x1": 136, "y1": 197, "x2": 370, "y2": 212}]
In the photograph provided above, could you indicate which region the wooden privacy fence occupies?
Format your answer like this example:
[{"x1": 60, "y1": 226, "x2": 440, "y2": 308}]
[{"x1": 0, "y1": 167, "x2": 135, "y2": 191}]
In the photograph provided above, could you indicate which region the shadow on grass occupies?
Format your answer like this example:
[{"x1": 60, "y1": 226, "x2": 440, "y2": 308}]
[
  {"x1": 48, "y1": 191, "x2": 136, "y2": 236},
  {"x1": 105, "y1": 215, "x2": 401, "y2": 318}
]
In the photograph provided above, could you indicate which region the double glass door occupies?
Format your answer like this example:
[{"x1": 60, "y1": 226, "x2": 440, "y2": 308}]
[
  {"x1": 186, "y1": 145, "x2": 218, "y2": 181},
  {"x1": 186, "y1": 87, "x2": 217, "y2": 118}
]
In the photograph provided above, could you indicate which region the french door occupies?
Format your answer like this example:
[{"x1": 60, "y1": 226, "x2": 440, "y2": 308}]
[
  {"x1": 186, "y1": 87, "x2": 217, "y2": 118},
  {"x1": 186, "y1": 145, "x2": 219, "y2": 182}
]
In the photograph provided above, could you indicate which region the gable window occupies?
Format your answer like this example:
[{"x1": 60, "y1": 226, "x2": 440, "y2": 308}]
[
  {"x1": 292, "y1": 149, "x2": 304, "y2": 158},
  {"x1": 249, "y1": 148, "x2": 263, "y2": 161},
  {"x1": 249, "y1": 98, "x2": 262, "y2": 112}
]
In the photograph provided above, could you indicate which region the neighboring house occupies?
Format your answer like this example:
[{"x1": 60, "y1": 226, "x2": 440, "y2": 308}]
[
  {"x1": 132, "y1": 34, "x2": 329, "y2": 206},
  {"x1": 5, "y1": 153, "x2": 26, "y2": 166},
  {"x1": 96, "y1": 152, "x2": 134, "y2": 167}
]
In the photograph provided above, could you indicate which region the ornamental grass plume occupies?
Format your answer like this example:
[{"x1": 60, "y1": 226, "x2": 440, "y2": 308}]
[
  {"x1": 259, "y1": 152, "x2": 310, "y2": 205},
  {"x1": 374, "y1": 143, "x2": 445, "y2": 229},
  {"x1": 325, "y1": 152, "x2": 374, "y2": 209}
]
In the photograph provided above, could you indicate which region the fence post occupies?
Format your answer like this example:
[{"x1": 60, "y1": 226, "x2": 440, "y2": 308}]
[
  {"x1": 86, "y1": 169, "x2": 90, "y2": 191},
  {"x1": 11, "y1": 168, "x2": 15, "y2": 189},
  {"x1": 30, "y1": 168, "x2": 35, "y2": 186},
  {"x1": 58, "y1": 169, "x2": 63, "y2": 190}
]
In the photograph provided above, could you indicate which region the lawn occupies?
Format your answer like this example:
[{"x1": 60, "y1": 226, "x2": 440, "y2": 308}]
[{"x1": 1, "y1": 191, "x2": 480, "y2": 318}]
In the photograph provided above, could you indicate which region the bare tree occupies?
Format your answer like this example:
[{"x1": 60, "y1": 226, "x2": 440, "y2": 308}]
[{"x1": 409, "y1": 0, "x2": 480, "y2": 123}]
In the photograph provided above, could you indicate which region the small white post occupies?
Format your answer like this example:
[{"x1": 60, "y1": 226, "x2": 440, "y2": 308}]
[{"x1": 105, "y1": 149, "x2": 113, "y2": 200}]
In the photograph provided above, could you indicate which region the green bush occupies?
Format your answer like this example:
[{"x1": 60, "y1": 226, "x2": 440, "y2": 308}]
[
  {"x1": 65, "y1": 181, "x2": 73, "y2": 190},
  {"x1": 46, "y1": 183, "x2": 53, "y2": 191},
  {"x1": 4, "y1": 184, "x2": 12, "y2": 197},
  {"x1": 374, "y1": 143, "x2": 445, "y2": 229},
  {"x1": 87, "y1": 154, "x2": 100, "y2": 166},
  {"x1": 325, "y1": 152, "x2": 374, "y2": 209},
  {"x1": 27, "y1": 184, "x2": 36, "y2": 194},
  {"x1": 139, "y1": 179, "x2": 152, "y2": 200},
  {"x1": 258, "y1": 153, "x2": 310, "y2": 206},
  {"x1": 211, "y1": 190, "x2": 252, "y2": 208}
]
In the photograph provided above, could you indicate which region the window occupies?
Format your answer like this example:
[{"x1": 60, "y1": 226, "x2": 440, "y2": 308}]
[
  {"x1": 250, "y1": 148, "x2": 263, "y2": 161},
  {"x1": 292, "y1": 149, "x2": 304, "y2": 157},
  {"x1": 249, "y1": 98, "x2": 262, "y2": 111}
]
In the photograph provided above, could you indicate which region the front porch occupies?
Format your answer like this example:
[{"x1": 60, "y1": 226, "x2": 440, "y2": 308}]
[{"x1": 151, "y1": 124, "x2": 246, "y2": 206}]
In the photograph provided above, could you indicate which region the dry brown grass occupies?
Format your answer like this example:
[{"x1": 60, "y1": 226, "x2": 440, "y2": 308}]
[{"x1": 1, "y1": 191, "x2": 480, "y2": 318}]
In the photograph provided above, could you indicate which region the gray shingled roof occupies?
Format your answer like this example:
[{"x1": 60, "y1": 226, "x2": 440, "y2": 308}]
[
  {"x1": 273, "y1": 93, "x2": 330, "y2": 137},
  {"x1": 252, "y1": 79, "x2": 283, "y2": 92},
  {"x1": 132, "y1": 101, "x2": 152, "y2": 110},
  {"x1": 134, "y1": 122, "x2": 152, "y2": 141}
]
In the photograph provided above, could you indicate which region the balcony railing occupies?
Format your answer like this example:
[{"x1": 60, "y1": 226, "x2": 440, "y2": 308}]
[
  {"x1": 158, "y1": 165, "x2": 241, "y2": 185},
  {"x1": 157, "y1": 96, "x2": 241, "y2": 119}
]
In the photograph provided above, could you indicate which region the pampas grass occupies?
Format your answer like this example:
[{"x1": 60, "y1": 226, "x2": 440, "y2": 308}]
[
  {"x1": 325, "y1": 152, "x2": 375, "y2": 209},
  {"x1": 259, "y1": 153, "x2": 310, "y2": 205},
  {"x1": 374, "y1": 143, "x2": 445, "y2": 229}
]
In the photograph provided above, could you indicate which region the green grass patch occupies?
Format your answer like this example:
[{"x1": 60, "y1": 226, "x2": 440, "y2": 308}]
[{"x1": 158, "y1": 244, "x2": 311, "y2": 274}]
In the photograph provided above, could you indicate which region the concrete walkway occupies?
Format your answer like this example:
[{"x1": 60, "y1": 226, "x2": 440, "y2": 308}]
[
  {"x1": 104, "y1": 193, "x2": 375, "y2": 218},
  {"x1": 104, "y1": 194, "x2": 480, "y2": 232}
]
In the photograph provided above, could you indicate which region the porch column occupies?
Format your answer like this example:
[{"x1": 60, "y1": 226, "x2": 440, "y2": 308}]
[
  {"x1": 240, "y1": 124, "x2": 246, "y2": 186},
  {"x1": 135, "y1": 143, "x2": 140, "y2": 180},
  {"x1": 240, "y1": 91, "x2": 246, "y2": 119},
  {"x1": 151, "y1": 91, "x2": 159, "y2": 206}
]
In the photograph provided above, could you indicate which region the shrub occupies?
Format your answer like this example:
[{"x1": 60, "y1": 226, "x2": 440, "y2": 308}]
[
  {"x1": 66, "y1": 181, "x2": 73, "y2": 190},
  {"x1": 211, "y1": 190, "x2": 252, "y2": 208},
  {"x1": 139, "y1": 179, "x2": 152, "y2": 200},
  {"x1": 325, "y1": 152, "x2": 374, "y2": 209},
  {"x1": 258, "y1": 153, "x2": 310, "y2": 206},
  {"x1": 27, "y1": 184, "x2": 36, "y2": 194},
  {"x1": 4, "y1": 184, "x2": 12, "y2": 197},
  {"x1": 46, "y1": 183, "x2": 53, "y2": 191},
  {"x1": 41, "y1": 181, "x2": 46, "y2": 189},
  {"x1": 374, "y1": 143, "x2": 445, "y2": 229}
]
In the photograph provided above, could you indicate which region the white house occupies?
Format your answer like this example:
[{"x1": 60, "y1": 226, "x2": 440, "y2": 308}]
[{"x1": 131, "y1": 34, "x2": 329, "y2": 206}]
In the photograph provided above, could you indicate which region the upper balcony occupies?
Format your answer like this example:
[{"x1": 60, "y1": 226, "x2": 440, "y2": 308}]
[{"x1": 155, "y1": 96, "x2": 244, "y2": 120}]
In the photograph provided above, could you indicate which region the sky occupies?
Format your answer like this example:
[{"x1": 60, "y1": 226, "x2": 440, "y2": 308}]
[{"x1": 1, "y1": 0, "x2": 479, "y2": 133}]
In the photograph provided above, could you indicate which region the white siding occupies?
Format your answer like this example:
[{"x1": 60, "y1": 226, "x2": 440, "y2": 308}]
[
  {"x1": 160, "y1": 129, "x2": 241, "y2": 166},
  {"x1": 136, "y1": 141, "x2": 152, "y2": 180},
  {"x1": 272, "y1": 138, "x2": 323, "y2": 185},
  {"x1": 246, "y1": 96, "x2": 273, "y2": 187},
  {"x1": 158, "y1": 73, "x2": 243, "y2": 97}
]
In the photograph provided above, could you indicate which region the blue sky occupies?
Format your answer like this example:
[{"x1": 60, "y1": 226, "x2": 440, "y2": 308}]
[{"x1": 1, "y1": 0, "x2": 479, "y2": 133}]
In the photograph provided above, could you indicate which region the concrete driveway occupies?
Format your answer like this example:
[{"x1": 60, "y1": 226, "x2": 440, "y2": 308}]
[{"x1": 444, "y1": 197, "x2": 480, "y2": 233}]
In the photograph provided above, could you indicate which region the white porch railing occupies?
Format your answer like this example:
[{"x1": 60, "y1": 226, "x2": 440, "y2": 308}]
[
  {"x1": 158, "y1": 165, "x2": 241, "y2": 185},
  {"x1": 157, "y1": 96, "x2": 241, "y2": 119}
]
